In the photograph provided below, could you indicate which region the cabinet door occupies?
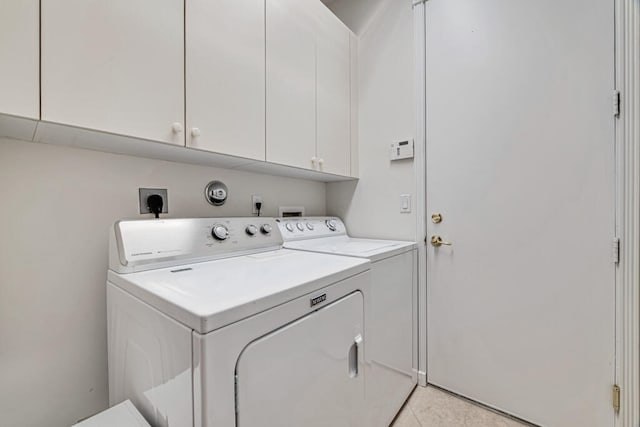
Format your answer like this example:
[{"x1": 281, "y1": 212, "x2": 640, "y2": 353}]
[
  {"x1": 41, "y1": 0, "x2": 184, "y2": 145},
  {"x1": 266, "y1": 0, "x2": 317, "y2": 170},
  {"x1": 236, "y1": 292, "x2": 364, "y2": 426},
  {"x1": 0, "y1": 0, "x2": 39, "y2": 119},
  {"x1": 315, "y1": 6, "x2": 351, "y2": 176},
  {"x1": 186, "y1": 0, "x2": 265, "y2": 160}
]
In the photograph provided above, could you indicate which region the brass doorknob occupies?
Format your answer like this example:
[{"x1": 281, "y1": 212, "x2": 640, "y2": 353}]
[{"x1": 431, "y1": 235, "x2": 452, "y2": 247}]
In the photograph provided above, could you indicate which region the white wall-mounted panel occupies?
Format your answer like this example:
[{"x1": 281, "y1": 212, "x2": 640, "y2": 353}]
[
  {"x1": 186, "y1": 0, "x2": 266, "y2": 160},
  {"x1": 266, "y1": 0, "x2": 317, "y2": 170},
  {"x1": 41, "y1": 0, "x2": 185, "y2": 145},
  {"x1": 316, "y1": 5, "x2": 351, "y2": 176},
  {"x1": 349, "y1": 32, "x2": 359, "y2": 178},
  {"x1": 0, "y1": 0, "x2": 39, "y2": 119}
]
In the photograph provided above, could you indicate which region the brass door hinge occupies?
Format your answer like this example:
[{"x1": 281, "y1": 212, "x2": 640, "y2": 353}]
[
  {"x1": 613, "y1": 384, "x2": 620, "y2": 413},
  {"x1": 613, "y1": 237, "x2": 621, "y2": 264}
]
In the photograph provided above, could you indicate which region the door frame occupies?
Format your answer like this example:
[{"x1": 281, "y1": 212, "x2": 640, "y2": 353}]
[
  {"x1": 412, "y1": 0, "x2": 640, "y2": 425},
  {"x1": 613, "y1": 0, "x2": 640, "y2": 424}
]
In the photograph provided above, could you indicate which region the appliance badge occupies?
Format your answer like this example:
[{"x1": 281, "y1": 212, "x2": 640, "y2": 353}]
[{"x1": 310, "y1": 294, "x2": 327, "y2": 307}]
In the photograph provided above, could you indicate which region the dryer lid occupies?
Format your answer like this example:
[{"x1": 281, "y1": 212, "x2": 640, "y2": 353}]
[
  {"x1": 108, "y1": 249, "x2": 369, "y2": 334},
  {"x1": 284, "y1": 236, "x2": 416, "y2": 262}
]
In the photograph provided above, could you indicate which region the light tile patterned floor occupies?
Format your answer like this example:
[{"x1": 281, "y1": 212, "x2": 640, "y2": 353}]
[{"x1": 392, "y1": 386, "x2": 530, "y2": 427}]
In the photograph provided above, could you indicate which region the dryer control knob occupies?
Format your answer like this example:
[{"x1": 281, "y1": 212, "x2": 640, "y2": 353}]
[
  {"x1": 326, "y1": 219, "x2": 338, "y2": 231},
  {"x1": 306, "y1": 222, "x2": 314, "y2": 231},
  {"x1": 296, "y1": 223, "x2": 305, "y2": 231},
  {"x1": 245, "y1": 225, "x2": 258, "y2": 236},
  {"x1": 285, "y1": 223, "x2": 294, "y2": 232},
  {"x1": 261, "y1": 224, "x2": 272, "y2": 235},
  {"x1": 212, "y1": 224, "x2": 229, "y2": 241}
]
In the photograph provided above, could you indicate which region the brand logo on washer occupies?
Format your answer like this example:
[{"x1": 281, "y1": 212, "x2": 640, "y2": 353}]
[{"x1": 310, "y1": 294, "x2": 327, "y2": 307}]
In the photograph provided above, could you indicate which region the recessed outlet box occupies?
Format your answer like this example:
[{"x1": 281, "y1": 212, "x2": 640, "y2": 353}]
[
  {"x1": 139, "y1": 188, "x2": 168, "y2": 214},
  {"x1": 252, "y1": 195, "x2": 263, "y2": 215},
  {"x1": 279, "y1": 206, "x2": 306, "y2": 217}
]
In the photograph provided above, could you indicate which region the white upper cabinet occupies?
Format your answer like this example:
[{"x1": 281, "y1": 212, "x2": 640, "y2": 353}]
[
  {"x1": 315, "y1": 5, "x2": 351, "y2": 176},
  {"x1": 41, "y1": 0, "x2": 185, "y2": 145},
  {"x1": 186, "y1": 0, "x2": 265, "y2": 160},
  {"x1": 0, "y1": 1, "x2": 39, "y2": 119},
  {"x1": 266, "y1": 0, "x2": 317, "y2": 170}
]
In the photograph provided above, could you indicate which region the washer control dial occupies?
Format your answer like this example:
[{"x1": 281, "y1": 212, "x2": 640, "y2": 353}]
[
  {"x1": 261, "y1": 224, "x2": 273, "y2": 235},
  {"x1": 296, "y1": 223, "x2": 305, "y2": 231},
  {"x1": 245, "y1": 225, "x2": 258, "y2": 236},
  {"x1": 326, "y1": 219, "x2": 338, "y2": 231},
  {"x1": 285, "y1": 223, "x2": 294, "y2": 232},
  {"x1": 212, "y1": 224, "x2": 229, "y2": 241},
  {"x1": 306, "y1": 222, "x2": 314, "y2": 230}
]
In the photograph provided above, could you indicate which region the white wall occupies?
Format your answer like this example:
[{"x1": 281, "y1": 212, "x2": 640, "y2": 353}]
[
  {"x1": 325, "y1": 0, "x2": 416, "y2": 241},
  {"x1": 0, "y1": 138, "x2": 326, "y2": 427}
]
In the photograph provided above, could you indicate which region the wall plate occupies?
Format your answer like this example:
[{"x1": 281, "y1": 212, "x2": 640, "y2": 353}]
[
  {"x1": 390, "y1": 139, "x2": 414, "y2": 161},
  {"x1": 204, "y1": 180, "x2": 228, "y2": 206},
  {"x1": 279, "y1": 206, "x2": 306, "y2": 217},
  {"x1": 139, "y1": 188, "x2": 168, "y2": 214}
]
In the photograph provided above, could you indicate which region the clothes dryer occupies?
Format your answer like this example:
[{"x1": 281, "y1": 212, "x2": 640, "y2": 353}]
[{"x1": 107, "y1": 218, "x2": 371, "y2": 427}]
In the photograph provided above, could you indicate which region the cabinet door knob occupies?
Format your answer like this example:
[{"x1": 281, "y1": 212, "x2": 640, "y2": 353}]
[
  {"x1": 311, "y1": 156, "x2": 318, "y2": 165},
  {"x1": 318, "y1": 158, "x2": 324, "y2": 165},
  {"x1": 191, "y1": 128, "x2": 201, "y2": 138},
  {"x1": 171, "y1": 122, "x2": 183, "y2": 134}
]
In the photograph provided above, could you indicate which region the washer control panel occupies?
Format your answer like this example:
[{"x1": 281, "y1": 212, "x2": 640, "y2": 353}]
[
  {"x1": 276, "y1": 217, "x2": 347, "y2": 241},
  {"x1": 111, "y1": 218, "x2": 283, "y2": 273}
]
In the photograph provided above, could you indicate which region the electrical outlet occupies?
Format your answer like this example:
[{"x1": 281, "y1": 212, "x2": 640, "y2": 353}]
[
  {"x1": 139, "y1": 188, "x2": 168, "y2": 214},
  {"x1": 252, "y1": 195, "x2": 263, "y2": 215}
]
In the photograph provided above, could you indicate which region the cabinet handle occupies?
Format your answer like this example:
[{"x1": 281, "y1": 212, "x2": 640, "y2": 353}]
[
  {"x1": 191, "y1": 128, "x2": 201, "y2": 138},
  {"x1": 171, "y1": 123, "x2": 183, "y2": 134}
]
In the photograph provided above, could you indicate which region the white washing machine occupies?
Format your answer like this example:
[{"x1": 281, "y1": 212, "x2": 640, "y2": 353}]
[
  {"x1": 277, "y1": 217, "x2": 418, "y2": 427},
  {"x1": 107, "y1": 217, "x2": 371, "y2": 427}
]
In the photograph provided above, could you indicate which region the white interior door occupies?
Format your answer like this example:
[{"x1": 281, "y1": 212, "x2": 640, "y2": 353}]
[
  {"x1": 425, "y1": 1, "x2": 615, "y2": 426},
  {"x1": 236, "y1": 291, "x2": 364, "y2": 427}
]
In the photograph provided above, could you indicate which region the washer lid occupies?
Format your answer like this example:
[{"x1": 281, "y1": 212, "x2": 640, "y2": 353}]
[
  {"x1": 284, "y1": 236, "x2": 416, "y2": 262},
  {"x1": 73, "y1": 401, "x2": 150, "y2": 427},
  {"x1": 108, "y1": 249, "x2": 369, "y2": 334}
]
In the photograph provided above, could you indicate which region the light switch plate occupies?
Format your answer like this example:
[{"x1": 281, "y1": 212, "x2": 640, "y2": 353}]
[{"x1": 400, "y1": 194, "x2": 411, "y2": 213}]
